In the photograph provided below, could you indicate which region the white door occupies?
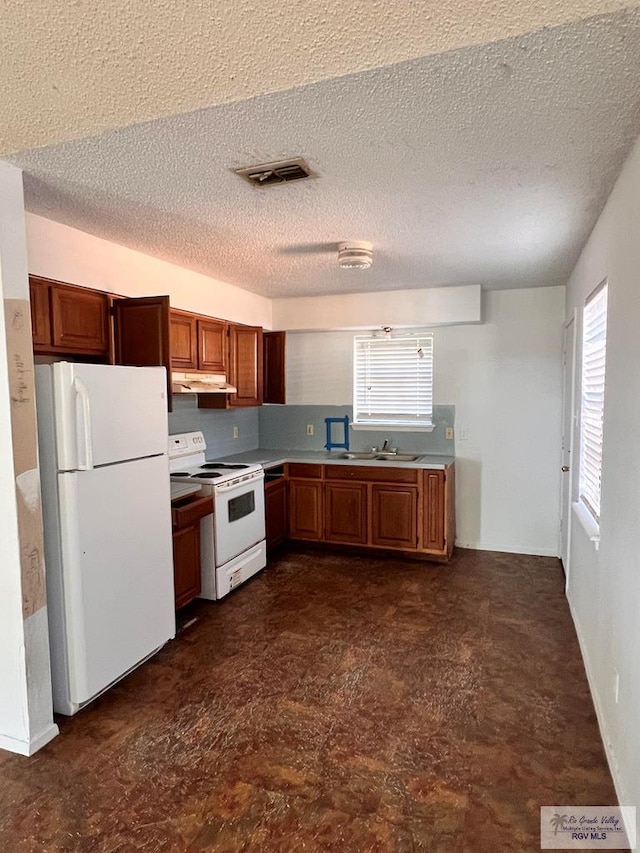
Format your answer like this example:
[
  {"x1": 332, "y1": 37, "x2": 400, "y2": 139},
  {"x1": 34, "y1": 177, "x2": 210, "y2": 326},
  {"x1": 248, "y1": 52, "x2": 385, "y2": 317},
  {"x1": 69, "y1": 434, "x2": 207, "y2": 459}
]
[
  {"x1": 57, "y1": 454, "x2": 175, "y2": 705},
  {"x1": 560, "y1": 316, "x2": 576, "y2": 578},
  {"x1": 53, "y1": 362, "x2": 169, "y2": 470}
]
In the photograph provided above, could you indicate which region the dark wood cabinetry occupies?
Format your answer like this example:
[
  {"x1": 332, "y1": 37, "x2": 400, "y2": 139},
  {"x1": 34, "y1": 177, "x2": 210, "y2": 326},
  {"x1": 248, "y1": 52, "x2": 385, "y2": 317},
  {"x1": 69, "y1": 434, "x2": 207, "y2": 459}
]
[
  {"x1": 229, "y1": 324, "x2": 263, "y2": 407},
  {"x1": 172, "y1": 525, "x2": 201, "y2": 610},
  {"x1": 198, "y1": 318, "x2": 227, "y2": 372},
  {"x1": 112, "y1": 295, "x2": 172, "y2": 405},
  {"x1": 289, "y1": 477, "x2": 324, "y2": 541},
  {"x1": 169, "y1": 310, "x2": 197, "y2": 369},
  {"x1": 263, "y1": 331, "x2": 286, "y2": 404},
  {"x1": 423, "y1": 470, "x2": 446, "y2": 551},
  {"x1": 324, "y1": 482, "x2": 368, "y2": 545},
  {"x1": 171, "y1": 492, "x2": 213, "y2": 609},
  {"x1": 265, "y1": 477, "x2": 288, "y2": 551},
  {"x1": 371, "y1": 485, "x2": 418, "y2": 549},
  {"x1": 29, "y1": 276, "x2": 110, "y2": 357},
  {"x1": 287, "y1": 462, "x2": 454, "y2": 560}
]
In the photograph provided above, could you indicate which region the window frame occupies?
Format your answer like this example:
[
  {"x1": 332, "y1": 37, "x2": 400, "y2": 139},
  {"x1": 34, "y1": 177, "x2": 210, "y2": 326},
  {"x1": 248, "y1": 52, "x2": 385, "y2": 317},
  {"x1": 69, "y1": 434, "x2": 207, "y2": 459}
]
[
  {"x1": 352, "y1": 331, "x2": 435, "y2": 431},
  {"x1": 577, "y1": 278, "x2": 608, "y2": 526}
]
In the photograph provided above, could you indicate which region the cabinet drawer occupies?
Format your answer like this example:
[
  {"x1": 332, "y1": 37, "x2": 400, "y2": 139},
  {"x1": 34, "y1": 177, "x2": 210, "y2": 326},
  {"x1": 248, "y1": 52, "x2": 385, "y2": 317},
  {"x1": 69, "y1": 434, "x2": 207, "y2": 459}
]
[
  {"x1": 287, "y1": 463, "x2": 324, "y2": 479},
  {"x1": 325, "y1": 465, "x2": 418, "y2": 484},
  {"x1": 171, "y1": 494, "x2": 213, "y2": 529}
]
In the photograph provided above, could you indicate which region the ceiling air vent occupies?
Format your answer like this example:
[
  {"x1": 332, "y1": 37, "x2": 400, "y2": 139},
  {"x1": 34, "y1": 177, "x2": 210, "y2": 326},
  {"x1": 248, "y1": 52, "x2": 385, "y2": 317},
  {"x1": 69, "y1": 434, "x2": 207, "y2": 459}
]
[{"x1": 235, "y1": 158, "x2": 315, "y2": 187}]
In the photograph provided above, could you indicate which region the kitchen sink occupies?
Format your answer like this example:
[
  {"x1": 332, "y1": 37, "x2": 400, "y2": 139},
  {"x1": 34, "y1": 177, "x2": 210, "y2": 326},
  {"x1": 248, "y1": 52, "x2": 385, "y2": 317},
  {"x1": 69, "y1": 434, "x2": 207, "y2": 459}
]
[
  {"x1": 338, "y1": 451, "x2": 422, "y2": 462},
  {"x1": 338, "y1": 451, "x2": 377, "y2": 460},
  {"x1": 375, "y1": 453, "x2": 422, "y2": 462}
]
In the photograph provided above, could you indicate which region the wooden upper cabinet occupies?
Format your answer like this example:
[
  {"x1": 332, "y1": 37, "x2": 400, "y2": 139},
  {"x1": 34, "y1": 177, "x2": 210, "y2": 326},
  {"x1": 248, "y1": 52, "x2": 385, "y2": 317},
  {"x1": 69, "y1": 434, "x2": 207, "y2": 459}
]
[
  {"x1": 29, "y1": 277, "x2": 109, "y2": 356},
  {"x1": 50, "y1": 286, "x2": 109, "y2": 353},
  {"x1": 198, "y1": 318, "x2": 227, "y2": 372},
  {"x1": 29, "y1": 278, "x2": 50, "y2": 346},
  {"x1": 263, "y1": 331, "x2": 286, "y2": 404},
  {"x1": 169, "y1": 310, "x2": 197, "y2": 370},
  {"x1": 112, "y1": 295, "x2": 172, "y2": 406},
  {"x1": 229, "y1": 324, "x2": 263, "y2": 407}
]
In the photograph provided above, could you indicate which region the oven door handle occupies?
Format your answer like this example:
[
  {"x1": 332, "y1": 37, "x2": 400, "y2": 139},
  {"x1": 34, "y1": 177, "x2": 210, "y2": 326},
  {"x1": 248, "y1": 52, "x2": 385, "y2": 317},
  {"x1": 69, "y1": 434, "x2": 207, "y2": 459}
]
[{"x1": 215, "y1": 473, "x2": 264, "y2": 494}]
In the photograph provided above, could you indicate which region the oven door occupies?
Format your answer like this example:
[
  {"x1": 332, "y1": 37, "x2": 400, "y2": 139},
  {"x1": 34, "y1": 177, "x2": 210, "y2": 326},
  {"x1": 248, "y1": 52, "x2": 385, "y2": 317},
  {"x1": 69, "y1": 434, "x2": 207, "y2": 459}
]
[{"x1": 213, "y1": 473, "x2": 266, "y2": 566}]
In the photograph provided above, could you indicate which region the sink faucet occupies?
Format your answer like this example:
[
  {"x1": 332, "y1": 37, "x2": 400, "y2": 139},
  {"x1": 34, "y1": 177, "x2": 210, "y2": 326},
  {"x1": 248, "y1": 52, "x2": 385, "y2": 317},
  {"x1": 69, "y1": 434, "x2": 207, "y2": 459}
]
[{"x1": 381, "y1": 439, "x2": 390, "y2": 452}]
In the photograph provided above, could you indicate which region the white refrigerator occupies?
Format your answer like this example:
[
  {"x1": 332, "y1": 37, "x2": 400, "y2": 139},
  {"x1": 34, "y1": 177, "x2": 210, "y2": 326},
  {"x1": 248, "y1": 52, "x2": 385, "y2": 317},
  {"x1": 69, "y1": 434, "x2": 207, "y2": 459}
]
[{"x1": 35, "y1": 362, "x2": 176, "y2": 716}]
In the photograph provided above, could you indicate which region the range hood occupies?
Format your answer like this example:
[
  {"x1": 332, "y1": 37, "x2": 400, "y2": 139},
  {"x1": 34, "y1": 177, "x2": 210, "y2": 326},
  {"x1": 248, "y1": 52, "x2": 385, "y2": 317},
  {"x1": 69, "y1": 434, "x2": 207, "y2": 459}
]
[{"x1": 171, "y1": 372, "x2": 237, "y2": 394}]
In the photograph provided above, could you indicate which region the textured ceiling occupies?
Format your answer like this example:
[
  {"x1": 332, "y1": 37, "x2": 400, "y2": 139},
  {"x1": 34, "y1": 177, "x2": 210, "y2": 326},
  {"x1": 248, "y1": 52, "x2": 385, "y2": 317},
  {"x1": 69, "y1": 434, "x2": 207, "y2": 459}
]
[
  {"x1": 1, "y1": 0, "x2": 637, "y2": 155},
  {"x1": 8, "y1": 8, "x2": 640, "y2": 298}
]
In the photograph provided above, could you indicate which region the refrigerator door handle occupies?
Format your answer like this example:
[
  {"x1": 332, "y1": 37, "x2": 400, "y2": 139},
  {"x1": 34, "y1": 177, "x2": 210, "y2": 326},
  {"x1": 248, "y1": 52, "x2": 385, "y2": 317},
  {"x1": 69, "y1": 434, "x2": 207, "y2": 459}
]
[{"x1": 73, "y1": 377, "x2": 94, "y2": 471}]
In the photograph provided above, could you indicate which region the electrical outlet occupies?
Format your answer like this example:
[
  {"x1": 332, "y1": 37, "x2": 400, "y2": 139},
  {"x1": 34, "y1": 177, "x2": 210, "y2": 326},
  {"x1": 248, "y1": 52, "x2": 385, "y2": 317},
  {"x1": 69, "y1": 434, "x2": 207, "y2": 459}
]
[
  {"x1": 459, "y1": 425, "x2": 469, "y2": 441},
  {"x1": 445, "y1": 427, "x2": 454, "y2": 440},
  {"x1": 306, "y1": 424, "x2": 314, "y2": 436},
  {"x1": 233, "y1": 426, "x2": 239, "y2": 440}
]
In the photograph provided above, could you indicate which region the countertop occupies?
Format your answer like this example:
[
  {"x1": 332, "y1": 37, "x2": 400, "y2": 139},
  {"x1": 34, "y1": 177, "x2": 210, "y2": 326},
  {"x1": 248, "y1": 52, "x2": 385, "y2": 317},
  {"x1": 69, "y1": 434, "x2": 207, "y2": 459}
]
[{"x1": 217, "y1": 448, "x2": 454, "y2": 471}]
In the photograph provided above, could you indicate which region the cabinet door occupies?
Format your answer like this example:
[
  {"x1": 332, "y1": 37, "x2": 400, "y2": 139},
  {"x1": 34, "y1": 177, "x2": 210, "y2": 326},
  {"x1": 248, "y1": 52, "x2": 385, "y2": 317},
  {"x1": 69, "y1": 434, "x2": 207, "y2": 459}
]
[
  {"x1": 51, "y1": 285, "x2": 109, "y2": 354},
  {"x1": 198, "y1": 318, "x2": 227, "y2": 372},
  {"x1": 172, "y1": 524, "x2": 202, "y2": 609},
  {"x1": 324, "y1": 482, "x2": 367, "y2": 544},
  {"x1": 229, "y1": 325, "x2": 263, "y2": 407},
  {"x1": 371, "y1": 485, "x2": 418, "y2": 549},
  {"x1": 170, "y1": 311, "x2": 197, "y2": 370},
  {"x1": 29, "y1": 278, "x2": 51, "y2": 346},
  {"x1": 263, "y1": 331, "x2": 286, "y2": 404},
  {"x1": 289, "y1": 480, "x2": 323, "y2": 541},
  {"x1": 423, "y1": 470, "x2": 445, "y2": 552},
  {"x1": 265, "y1": 479, "x2": 288, "y2": 550},
  {"x1": 112, "y1": 295, "x2": 172, "y2": 407}
]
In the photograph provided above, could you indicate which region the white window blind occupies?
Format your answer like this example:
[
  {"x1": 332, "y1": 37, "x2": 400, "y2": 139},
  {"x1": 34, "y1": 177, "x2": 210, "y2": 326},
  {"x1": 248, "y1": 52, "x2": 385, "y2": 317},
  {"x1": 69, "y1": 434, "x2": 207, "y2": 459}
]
[
  {"x1": 579, "y1": 281, "x2": 608, "y2": 521},
  {"x1": 353, "y1": 333, "x2": 434, "y2": 427}
]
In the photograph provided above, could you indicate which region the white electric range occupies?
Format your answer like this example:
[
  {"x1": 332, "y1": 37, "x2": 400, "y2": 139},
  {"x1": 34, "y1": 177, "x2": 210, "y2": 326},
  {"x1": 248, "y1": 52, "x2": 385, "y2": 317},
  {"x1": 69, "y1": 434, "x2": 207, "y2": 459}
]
[{"x1": 169, "y1": 431, "x2": 266, "y2": 599}]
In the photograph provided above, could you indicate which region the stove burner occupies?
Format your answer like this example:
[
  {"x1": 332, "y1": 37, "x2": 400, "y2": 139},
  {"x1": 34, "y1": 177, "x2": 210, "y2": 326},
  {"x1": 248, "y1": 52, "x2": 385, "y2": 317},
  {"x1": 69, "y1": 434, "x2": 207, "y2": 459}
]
[
  {"x1": 191, "y1": 471, "x2": 223, "y2": 479},
  {"x1": 171, "y1": 472, "x2": 191, "y2": 477},
  {"x1": 200, "y1": 463, "x2": 250, "y2": 470}
]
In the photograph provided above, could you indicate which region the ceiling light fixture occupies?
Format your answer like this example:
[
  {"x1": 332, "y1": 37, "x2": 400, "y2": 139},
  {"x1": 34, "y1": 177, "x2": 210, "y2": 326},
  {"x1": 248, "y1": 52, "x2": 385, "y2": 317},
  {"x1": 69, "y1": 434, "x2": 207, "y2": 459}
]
[{"x1": 338, "y1": 241, "x2": 373, "y2": 270}]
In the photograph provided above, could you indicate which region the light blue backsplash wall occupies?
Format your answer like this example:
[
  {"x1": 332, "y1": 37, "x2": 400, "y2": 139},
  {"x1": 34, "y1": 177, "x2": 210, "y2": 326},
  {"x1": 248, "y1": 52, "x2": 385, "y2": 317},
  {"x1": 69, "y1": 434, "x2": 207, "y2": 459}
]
[
  {"x1": 168, "y1": 396, "x2": 260, "y2": 459},
  {"x1": 259, "y1": 405, "x2": 455, "y2": 455}
]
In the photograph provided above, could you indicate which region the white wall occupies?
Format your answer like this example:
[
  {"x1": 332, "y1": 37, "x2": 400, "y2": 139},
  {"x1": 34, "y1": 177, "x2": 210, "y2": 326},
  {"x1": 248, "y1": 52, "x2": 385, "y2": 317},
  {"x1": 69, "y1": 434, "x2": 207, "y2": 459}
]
[
  {"x1": 565, "y1": 134, "x2": 640, "y2": 840},
  {"x1": 286, "y1": 286, "x2": 565, "y2": 557},
  {"x1": 273, "y1": 284, "x2": 481, "y2": 331},
  {"x1": 26, "y1": 214, "x2": 272, "y2": 328},
  {"x1": 0, "y1": 163, "x2": 57, "y2": 755}
]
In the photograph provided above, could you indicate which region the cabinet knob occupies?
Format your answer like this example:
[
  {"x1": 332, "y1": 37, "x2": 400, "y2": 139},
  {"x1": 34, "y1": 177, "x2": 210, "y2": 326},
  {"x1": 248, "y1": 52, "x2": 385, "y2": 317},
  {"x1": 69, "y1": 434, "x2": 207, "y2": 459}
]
[{"x1": 561, "y1": 465, "x2": 570, "y2": 472}]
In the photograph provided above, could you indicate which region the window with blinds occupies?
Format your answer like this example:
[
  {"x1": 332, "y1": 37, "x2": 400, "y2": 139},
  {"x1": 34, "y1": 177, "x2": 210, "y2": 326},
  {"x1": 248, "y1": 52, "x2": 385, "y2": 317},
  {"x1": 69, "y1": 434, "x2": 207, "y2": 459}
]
[
  {"x1": 579, "y1": 280, "x2": 608, "y2": 521},
  {"x1": 353, "y1": 333, "x2": 434, "y2": 428}
]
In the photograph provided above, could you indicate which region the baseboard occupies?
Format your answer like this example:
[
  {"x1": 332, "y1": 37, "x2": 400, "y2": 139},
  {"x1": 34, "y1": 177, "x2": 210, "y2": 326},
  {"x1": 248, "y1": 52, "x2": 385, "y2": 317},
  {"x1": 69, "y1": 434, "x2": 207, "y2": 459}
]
[
  {"x1": 455, "y1": 541, "x2": 560, "y2": 558},
  {"x1": 567, "y1": 597, "x2": 636, "y2": 851},
  {"x1": 0, "y1": 722, "x2": 59, "y2": 757}
]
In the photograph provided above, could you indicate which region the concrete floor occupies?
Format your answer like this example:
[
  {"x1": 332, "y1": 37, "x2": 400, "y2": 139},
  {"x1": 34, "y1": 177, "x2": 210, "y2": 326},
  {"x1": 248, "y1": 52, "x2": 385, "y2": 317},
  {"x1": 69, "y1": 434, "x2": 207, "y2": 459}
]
[{"x1": 0, "y1": 548, "x2": 619, "y2": 852}]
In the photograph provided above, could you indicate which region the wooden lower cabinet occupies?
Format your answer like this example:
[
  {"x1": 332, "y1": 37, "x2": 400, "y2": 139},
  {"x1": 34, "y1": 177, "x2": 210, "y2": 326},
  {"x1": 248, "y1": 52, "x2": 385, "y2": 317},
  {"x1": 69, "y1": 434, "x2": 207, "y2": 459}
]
[
  {"x1": 265, "y1": 477, "x2": 288, "y2": 550},
  {"x1": 172, "y1": 524, "x2": 201, "y2": 609},
  {"x1": 423, "y1": 470, "x2": 446, "y2": 552},
  {"x1": 286, "y1": 463, "x2": 454, "y2": 560},
  {"x1": 324, "y1": 482, "x2": 368, "y2": 544},
  {"x1": 371, "y1": 485, "x2": 418, "y2": 549},
  {"x1": 289, "y1": 479, "x2": 323, "y2": 541}
]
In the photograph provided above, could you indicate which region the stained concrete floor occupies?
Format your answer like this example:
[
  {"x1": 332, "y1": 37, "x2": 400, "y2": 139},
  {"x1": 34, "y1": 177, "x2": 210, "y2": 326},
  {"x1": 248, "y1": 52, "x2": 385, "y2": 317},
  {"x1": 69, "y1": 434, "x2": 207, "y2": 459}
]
[{"x1": 0, "y1": 548, "x2": 619, "y2": 852}]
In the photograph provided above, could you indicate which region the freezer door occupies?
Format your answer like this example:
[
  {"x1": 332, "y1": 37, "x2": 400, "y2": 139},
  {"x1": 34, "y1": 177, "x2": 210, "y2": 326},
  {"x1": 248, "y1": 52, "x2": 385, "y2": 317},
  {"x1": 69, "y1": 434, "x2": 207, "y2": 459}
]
[
  {"x1": 57, "y1": 455, "x2": 175, "y2": 707},
  {"x1": 52, "y1": 362, "x2": 169, "y2": 470}
]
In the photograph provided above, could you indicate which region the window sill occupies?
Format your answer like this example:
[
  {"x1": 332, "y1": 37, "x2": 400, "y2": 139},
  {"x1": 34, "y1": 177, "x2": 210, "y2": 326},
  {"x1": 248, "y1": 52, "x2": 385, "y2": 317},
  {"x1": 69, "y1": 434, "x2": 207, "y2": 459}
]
[
  {"x1": 351, "y1": 423, "x2": 436, "y2": 433},
  {"x1": 572, "y1": 500, "x2": 601, "y2": 550}
]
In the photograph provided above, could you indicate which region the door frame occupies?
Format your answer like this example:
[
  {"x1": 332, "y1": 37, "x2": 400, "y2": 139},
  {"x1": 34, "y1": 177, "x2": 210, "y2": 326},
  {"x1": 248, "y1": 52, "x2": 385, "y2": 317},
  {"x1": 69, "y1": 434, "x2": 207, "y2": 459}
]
[{"x1": 560, "y1": 310, "x2": 577, "y2": 591}]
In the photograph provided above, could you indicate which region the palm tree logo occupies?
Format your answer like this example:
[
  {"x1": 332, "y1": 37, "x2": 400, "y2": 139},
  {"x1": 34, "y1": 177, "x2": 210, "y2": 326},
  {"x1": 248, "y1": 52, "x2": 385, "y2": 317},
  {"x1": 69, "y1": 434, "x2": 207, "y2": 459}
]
[{"x1": 550, "y1": 814, "x2": 569, "y2": 835}]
